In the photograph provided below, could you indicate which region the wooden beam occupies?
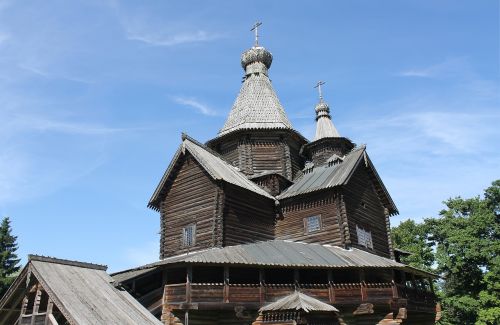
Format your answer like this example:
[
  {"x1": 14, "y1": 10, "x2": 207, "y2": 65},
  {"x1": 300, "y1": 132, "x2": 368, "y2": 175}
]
[
  {"x1": 186, "y1": 266, "x2": 192, "y2": 304},
  {"x1": 44, "y1": 300, "x2": 54, "y2": 325},
  {"x1": 223, "y1": 267, "x2": 229, "y2": 303},
  {"x1": 259, "y1": 269, "x2": 264, "y2": 306}
]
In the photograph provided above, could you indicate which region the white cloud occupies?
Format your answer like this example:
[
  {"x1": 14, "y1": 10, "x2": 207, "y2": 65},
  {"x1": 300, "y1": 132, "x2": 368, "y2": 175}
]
[
  {"x1": 171, "y1": 96, "x2": 218, "y2": 116},
  {"x1": 127, "y1": 29, "x2": 221, "y2": 47},
  {"x1": 399, "y1": 57, "x2": 469, "y2": 79}
]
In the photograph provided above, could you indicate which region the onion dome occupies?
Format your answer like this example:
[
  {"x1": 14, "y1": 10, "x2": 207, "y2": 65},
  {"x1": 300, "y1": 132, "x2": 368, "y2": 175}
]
[
  {"x1": 315, "y1": 99, "x2": 340, "y2": 140},
  {"x1": 241, "y1": 46, "x2": 273, "y2": 70},
  {"x1": 218, "y1": 28, "x2": 292, "y2": 137}
]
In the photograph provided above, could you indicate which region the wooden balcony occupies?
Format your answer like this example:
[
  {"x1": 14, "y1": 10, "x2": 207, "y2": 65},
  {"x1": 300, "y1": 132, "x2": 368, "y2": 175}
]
[{"x1": 163, "y1": 281, "x2": 436, "y2": 310}]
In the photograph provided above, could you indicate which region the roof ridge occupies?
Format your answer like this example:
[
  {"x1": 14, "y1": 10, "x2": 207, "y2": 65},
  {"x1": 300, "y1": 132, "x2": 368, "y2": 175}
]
[
  {"x1": 29, "y1": 255, "x2": 107, "y2": 271},
  {"x1": 182, "y1": 133, "x2": 226, "y2": 160}
]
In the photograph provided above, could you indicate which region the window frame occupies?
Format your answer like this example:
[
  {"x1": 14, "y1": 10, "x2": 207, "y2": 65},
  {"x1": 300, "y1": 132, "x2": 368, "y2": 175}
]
[
  {"x1": 304, "y1": 215, "x2": 322, "y2": 234},
  {"x1": 182, "y1": 223, "x2": 196, "y2": 247},
  {"x1": 356, "y1": 224, "x2": 373, "y2": 249}
]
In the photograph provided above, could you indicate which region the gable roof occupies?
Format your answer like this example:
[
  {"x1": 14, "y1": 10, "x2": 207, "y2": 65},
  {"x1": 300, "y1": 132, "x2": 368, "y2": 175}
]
[
  {"x1": 277, "y1": 146, "x2": 398, "y2": 214},
  {"x1": 218, "y1": 69, "x2": 293, "y2": 136},
  {"x1": 148, "y1": 134, "x2": 274, "y2": 210},
  {"x1": 0, "y1": 255, "x2": 162, "y2": 325},
  {"x1": 277, "y1": 146, "x2": 366, "y2": 199},
  {"x1": 260, "y1": 291, "x2": 339, "y2": 313}
]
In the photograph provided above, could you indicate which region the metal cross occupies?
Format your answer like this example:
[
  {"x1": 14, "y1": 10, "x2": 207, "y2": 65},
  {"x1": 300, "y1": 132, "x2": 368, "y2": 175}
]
[
  {"x1": 314, "y1": 81, "x2": 326, "y2": 101},
  {"x1": 251, "y1": 21, "x2": 262, "y2": 46}
]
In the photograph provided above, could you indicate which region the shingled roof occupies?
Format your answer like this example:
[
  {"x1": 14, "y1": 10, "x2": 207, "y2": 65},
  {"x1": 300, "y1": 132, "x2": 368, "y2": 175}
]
[
  {"x1": 260, "y1": 291, "x2": 339, "y2": 313},
  {"x1": 218, "y1": 45, "x2": 293, "y2": 136},
  {"x1": 0, "y1": 255, "x2": 162, "y2": 325},
  {"x1": 148, "y1": 134, "x2": 274, "y2": 210}
]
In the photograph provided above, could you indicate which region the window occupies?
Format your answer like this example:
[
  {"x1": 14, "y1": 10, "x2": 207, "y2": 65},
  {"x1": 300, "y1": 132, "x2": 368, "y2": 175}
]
[
  {"x1": 356, "y1": 225, "x2": 373, "y2": 249},
  {"x1": 304, "y1": 215, "x2": 321, "y2": 233},
  {"x1": 182, "y1": 224, "x2": 196, "y2": 247}
]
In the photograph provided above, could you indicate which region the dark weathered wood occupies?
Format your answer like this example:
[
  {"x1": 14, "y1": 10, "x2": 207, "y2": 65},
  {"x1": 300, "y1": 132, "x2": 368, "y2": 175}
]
[
  {"x1": 343, "y1": 164, "x2": 391, "y2": 257},
  {"x1": 159, "y1": 154, "x2": 219, "y2": 258},
  {"x1": 276, "y1": 192, "x2": 342, "y2": 245},
  {"x1": 223, "y1": 184, "x2": 275, "y2": 246}
]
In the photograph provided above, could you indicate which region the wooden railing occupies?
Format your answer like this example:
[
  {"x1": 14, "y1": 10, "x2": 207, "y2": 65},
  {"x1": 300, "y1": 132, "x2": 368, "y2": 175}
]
[{"x1": 163, "y1": 281, "x2": 436, "y2": 306}]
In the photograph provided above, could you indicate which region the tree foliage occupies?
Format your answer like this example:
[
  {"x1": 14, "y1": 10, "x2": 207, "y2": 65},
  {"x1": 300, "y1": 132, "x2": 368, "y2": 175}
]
[
  {"x1": 392, "y1": 180, "x2": 500, "y2": 325},
  {"x1": 0, "y1": 217, "x2": 21, "y2": 297}
]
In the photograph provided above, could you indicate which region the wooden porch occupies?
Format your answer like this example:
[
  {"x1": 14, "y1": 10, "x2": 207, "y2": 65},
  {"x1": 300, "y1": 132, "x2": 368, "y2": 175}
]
[{"x1": 163, "y1": 281, "x2": 436, "y2": 310}]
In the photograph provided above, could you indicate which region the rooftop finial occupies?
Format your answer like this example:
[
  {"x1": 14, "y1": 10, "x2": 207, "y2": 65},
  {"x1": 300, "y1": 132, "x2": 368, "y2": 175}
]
[
  {"x1": 314, "y1": 81, "x2": 326, "y2": 102},
  {"x1": 251, "y1": 21, "x2": 262, "y2": 46}
]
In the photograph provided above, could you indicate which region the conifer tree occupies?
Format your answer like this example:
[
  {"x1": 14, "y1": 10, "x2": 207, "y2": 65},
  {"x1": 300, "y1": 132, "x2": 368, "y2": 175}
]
[{"x1": 0, "y1": 217, "x2": 20, "y2": 297}]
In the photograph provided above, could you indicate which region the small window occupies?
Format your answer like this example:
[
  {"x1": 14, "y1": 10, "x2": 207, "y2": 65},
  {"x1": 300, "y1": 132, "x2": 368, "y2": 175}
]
[
  {"x1": 182, "y1": 224, "x2": 196, "y2": 247},
  {"x1": 356, "y1": 225, "x2": 373, "y2": 249},
  {"x1": 305, "y1": 215, "x2": 322, "y2": 233}
]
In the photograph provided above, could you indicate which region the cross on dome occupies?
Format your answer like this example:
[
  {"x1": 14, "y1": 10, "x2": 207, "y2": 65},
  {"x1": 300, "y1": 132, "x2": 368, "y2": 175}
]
[
  {"x1": 314, "y1": 80, "x2": 326, "y2": 102},
  {"x1": 250, "y1": 21, "x2": 262, "y2": 46}
]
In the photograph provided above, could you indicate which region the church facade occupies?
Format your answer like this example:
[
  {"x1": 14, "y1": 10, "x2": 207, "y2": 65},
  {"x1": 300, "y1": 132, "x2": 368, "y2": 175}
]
[
  {"x1": 0, "y1": 30, "x2": 438, "y2": 325},
  {"x1": 115, "y1": 33, "x2": 438, "y2": 324}
]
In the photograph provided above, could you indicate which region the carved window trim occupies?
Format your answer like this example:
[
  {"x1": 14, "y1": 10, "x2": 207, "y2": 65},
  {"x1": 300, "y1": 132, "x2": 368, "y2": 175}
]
[
  {"x1": 182, "y1": 223, "x2": 196, "y2": 247},
  {"x1": 304, "y1": 215, "x2": 322, "y2": 234}
]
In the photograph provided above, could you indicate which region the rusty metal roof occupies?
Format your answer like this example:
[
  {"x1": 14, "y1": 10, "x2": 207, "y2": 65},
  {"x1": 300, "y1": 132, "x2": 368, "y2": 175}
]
[
  {"x1": 260, "y1": 291, "x2": 339, "y2": 313},
  {"x1": 277, "y1": 146, "x2": 365, "y2": 199}
]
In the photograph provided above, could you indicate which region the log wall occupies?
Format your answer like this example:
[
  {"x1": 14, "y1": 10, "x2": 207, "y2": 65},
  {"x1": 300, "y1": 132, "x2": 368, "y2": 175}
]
[
  {"x1": 223, "y1": 184, "x2": 276, "y2": 246},
  {"x1": 342, "y1": 165, "x2": 391, "y2": 257},
  {"x1": 159, "y1": 154, "x2": 220, "y2": 258},
  {"x1": 276, "y1": 192, "x2": 343, "y2": 246}
]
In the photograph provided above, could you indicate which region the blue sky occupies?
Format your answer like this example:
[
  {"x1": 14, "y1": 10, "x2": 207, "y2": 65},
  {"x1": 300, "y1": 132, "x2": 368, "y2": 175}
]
[{"x1": 0, "y1": 0, "x2": 498, "y2": 272}]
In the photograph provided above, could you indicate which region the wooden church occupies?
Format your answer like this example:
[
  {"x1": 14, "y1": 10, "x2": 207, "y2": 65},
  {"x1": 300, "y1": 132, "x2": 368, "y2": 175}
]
[{"x1": 0, "y1": 26, "x2": 438, "y2": 325}]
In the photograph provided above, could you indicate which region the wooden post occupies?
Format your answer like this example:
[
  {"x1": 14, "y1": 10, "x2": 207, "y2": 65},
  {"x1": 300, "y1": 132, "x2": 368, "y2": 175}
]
[
  {"x1": 31, "y1": 287, "x2": 42, "y2": 325},
  {"x1": 18, "y1": 296, "x2": 28, "y2": 325},
  {"x1": 186, "y1": 266, "x2": 192, "y2": 304},
  {"x1": 259, "y1": 269, "x2": 265, "y2": 306},
  {"x1": 223, "y1": 266, "x2": 229, "y2": 303},
  {"x1": 359, "y1": 270, "x2": 366, "y2": 301},
  {"x1": 293, "y1": 269, "x2": 300, "y2": 289},
  {"x1": 44, "y1": 300, "x2": 54, "y2": 325},
  {"x1": 327, "y1": 270, "x2": 335, "y2": 303},
  {"x1": 391, "y1": 269, "x2": 398, "y2": 299},
  {"x1": 184, "y1": 311, "x2": 189, "y2": 325}
]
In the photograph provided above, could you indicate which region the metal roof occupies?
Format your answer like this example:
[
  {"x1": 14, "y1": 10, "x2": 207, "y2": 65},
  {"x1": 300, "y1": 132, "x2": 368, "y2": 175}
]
[
  {"x1": 218, "y1": 46, "x2": 293, "y2": 136},
  {"x1": 136, "y1": 240, "x2": 404, "y2": 269},
  {"x1": 277, "y1": 147, "x2": 365, "y2": 199},
  {"x1": 260, "y1": 291, "x2": 339, "y2": 313},
  {"x1": 113, "y1": 240, "x2": 437, "y2": 283},
  {"x1": 148, "y1": 135, "x2": 274, "y2": 209},
  {"x1": 0, "y1": 256, "x2": 162, "y2": 325}
]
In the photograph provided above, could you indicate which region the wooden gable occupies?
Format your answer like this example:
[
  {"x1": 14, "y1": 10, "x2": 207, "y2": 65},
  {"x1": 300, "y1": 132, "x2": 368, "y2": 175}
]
[
  {"x1": 342, "y1": 159, "x2": 393, "y2": 258},
  {"x1": 159, "y1": 152, "x2": 221, "y2": 258}
]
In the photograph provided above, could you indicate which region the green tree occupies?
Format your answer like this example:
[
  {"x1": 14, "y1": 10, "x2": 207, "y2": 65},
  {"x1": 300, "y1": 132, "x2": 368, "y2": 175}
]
[
  {"x1": 392, "y1": 180, "x2": 500, "y2": 325},
  {"x1": 0, "y1": 217, "x2": 20, "y2": 297},
  {"x1": 392, "y1": 219, "x2": 434, "y2": 271}
]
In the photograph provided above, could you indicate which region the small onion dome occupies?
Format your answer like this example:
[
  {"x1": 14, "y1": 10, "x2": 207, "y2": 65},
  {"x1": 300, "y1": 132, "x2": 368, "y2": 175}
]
[
  {"x1": 241, "y1": 46, "x2": 273, "y2": 70},
  {"x1": 315, "y1": 101, "x2": 331, "y2": 119}
]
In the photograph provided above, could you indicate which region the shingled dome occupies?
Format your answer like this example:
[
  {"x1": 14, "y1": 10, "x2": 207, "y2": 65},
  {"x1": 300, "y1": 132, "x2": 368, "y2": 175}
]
[
  {"x1": 218, "y1": 44, "x2": 293, "y2": 136},
  {"x1": 260, "y1": 291, "x2": 339, "y2": 313}
]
